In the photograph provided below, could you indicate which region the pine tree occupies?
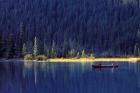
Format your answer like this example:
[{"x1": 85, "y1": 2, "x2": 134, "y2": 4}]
[
  {"x1": 66, "y1": 50, "x2": 74, "y2": 58},
  {"x1": 6, "y1": 34, "x2": 16, "y2": 58},
  {"x1": 19, "y1": 22, "x2": 25, "y2": 57},
  {"x1": 22, "y1": 43, "x2": 26, "y2": 56},
  {"x1": 0, "y1": 33, "x2": 2, "y2": 48},
  {"x1": 50, "y1": 48, "x2": 57, "y2": 58},
  {"x1": 33, "y1": 36, "x2": 38, "y2": 57},
  {"x1": 81, "y1": 50, "x2": 87, "y2": 58},
  {"x1": 134, "y1": 44, "x2": 139, "y2": 56},
  {"x1": 138, "y1": 48, "x2": 140, "y2": 56},
  {"x1": 0, "y1": 32, "x2": 4, "y2": 57},
  {"x1": 89, "y1": 54, "x2": 94, "y2": 59},
  {"x1": 44, "y1": 42, "x2": 47, "y2": 55},
  {"x1": 136, "y1": 0, "x2": 140, "y2": 7},
  {"x1": 76, "y1": 52, "x2": 80, "y2": 58},
  {"x1": 44, "y1": 32, "x2": 47, "y2": 55}
]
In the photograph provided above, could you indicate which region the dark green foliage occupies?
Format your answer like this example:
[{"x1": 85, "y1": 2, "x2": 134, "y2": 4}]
[
  {"x1": 0, "y1": 33, "x2": 2, "y2": 48},
  {"x1": 76, "y1": 52, "x2": 80, "y2": 59},
  {"x1": 134, "y1": 44, "x2": 140, "y2": 56},
  {"x1": 0, "y1": 0, "x2": 140, "y2": 57},
  {"x1": 49, "y1": 48, "x2": 57, "y2": 58},
  {"x1": 89, "y1": 54, "x2": 95, "y2": 59},
  {"x1": 66, "y1": 50, "x2": 75, "y2": 58},
  {"x1": 81, "y1": 50, "x2": 87, "y2": 58},
  {"x1": 5, "y1": 34, "x2": 16, "y2": 58},
  {"x1": 22, "y1": 43, "x2": 26, "y2": 56},
  {"x1": 19, "y1": 22, "x2": 25, "y2": 57},
  {"x1": 33, "y1": 36, "x2": 38, "y2": 56},
  {"x1": 24, "y1": 54, "x2": 34, "y2": 60},
  {"x1": 0, "y1": 33, "x2": 4, "y2": 57},
  {"x1": 35, "y1": 55, "x2": 47, "y2": 61}
]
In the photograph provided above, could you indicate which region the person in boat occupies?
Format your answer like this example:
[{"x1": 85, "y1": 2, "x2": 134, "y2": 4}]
[
  {"x1": 98, "y1": 64, "x2": 101, "y2": 66},
  {"x1": 112, "y1": 63, "x2": 117, "y2": 67}
]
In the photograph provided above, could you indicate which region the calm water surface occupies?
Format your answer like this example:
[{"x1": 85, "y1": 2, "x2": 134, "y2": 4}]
[{"x1": 0, "y1": 61, "x2": 140, "y2": 93}]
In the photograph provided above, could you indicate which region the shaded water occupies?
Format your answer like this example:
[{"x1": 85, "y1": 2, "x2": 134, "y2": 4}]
[{"x1": 0, "y1": 61, "x2": 140, "y2": 93}]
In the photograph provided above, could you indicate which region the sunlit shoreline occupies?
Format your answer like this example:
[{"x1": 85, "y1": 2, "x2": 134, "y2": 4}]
[
  {"x1": 23, "y1": 57, "x2": 140, "y2": 63},
  {"x1": 1, "y1": 57, "x2": 139, "y2": 63}
]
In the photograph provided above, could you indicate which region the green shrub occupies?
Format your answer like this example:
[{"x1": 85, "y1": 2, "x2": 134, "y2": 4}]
[
  {"x1": 35, "y1": 55, "x2": 47, "y2": 61},
  {"x1": 89, "y1": 54, "x2": 95, "y2": 59},
  {"x1": 49, "y1": 48, "x2": 57, "y2": 58},
  {"x1": 24, "y1": 54, "x2": 33, "y2": 60},
  {"x1": 81, "y1": 50, "x2": 87, "y2": 58},
  {"x1": 76, "y1": 52, "x2": 80, "y2": 59}
]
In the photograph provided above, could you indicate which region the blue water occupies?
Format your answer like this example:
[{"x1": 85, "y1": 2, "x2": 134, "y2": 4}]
[{"x1": 0, "y1": 61, "x2": 140, "y2": 93}]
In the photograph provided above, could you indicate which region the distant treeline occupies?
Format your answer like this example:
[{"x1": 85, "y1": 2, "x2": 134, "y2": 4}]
[{"x1": 0, "y1": 0, "x2": 140, "y2": 58}]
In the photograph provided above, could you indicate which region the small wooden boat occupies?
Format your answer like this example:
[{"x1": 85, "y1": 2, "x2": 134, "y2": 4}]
[{"x1": 92, "y1": 64, "x2": 118, "y2": 68}]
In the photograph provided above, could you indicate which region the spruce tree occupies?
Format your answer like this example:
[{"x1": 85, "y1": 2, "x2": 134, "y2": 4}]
[
  {"x1": 0, "y1": 33, "x2": 2, "y2": 48},
  {"x1": 90, "y1": 54, "x2": 94, "y2": 59},
  {"x1": 44, "y1": 32, "x2": 47, "y2": 55},
  {"x1": 66, "y1": 50, "x2": 74, "y2": 58},
  {"x1": 76, "y1": 52, "x2": 80, "y2": 58},
  {"x1": 134, "y1": 44, "x2": 138, "y2": 56},
  {"x1": 138, "y1": 48, "x2": 140, "y2": 56},
  {"x1": 0, "y1": 32, "x2": 4, "y2": 57},
  {"x1": 19, "y1": 22, "x2": 25, "y2": 57},
  {"x1": 33, "y1": 36, "x2": 38, "y2": 57},
  {"x1": 81, "y1": 50, "x2": 87, "y2": 58},
  {"x1": 6, "y1": 34, "x2": 16, "y2": 58},
  {"x1": 22, "y1": 43, "x2": 26, "y2": 56},
  {"x1": 50, "y1": 48, "x2": 57, "y2": 58}
]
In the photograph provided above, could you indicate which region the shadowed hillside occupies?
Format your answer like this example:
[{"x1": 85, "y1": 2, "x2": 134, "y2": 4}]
[{"x1": 0, "y1": 0, "x2": 140, "y2": 57}]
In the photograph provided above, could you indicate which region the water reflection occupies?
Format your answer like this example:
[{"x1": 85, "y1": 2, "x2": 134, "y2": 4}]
[{"x1": 0, "y1": 61, "x2": 140, "y2": 93}]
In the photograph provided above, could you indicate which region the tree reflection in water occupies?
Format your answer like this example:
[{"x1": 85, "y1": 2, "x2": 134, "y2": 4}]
[{"x1": 0, "y1": 61, "x2": 140, "y2": 93}]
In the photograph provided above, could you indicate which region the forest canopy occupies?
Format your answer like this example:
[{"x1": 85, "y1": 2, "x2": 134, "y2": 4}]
[{"x1": 0, "y1": 0, "x2": 140, "y2": 58}]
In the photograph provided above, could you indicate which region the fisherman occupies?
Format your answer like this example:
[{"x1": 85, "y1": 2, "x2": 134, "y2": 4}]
[{"x1": 112, "y1": 63, "x2": 114, "y2": 66}]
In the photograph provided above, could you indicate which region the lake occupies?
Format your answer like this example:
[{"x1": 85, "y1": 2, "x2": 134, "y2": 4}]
[{"x1": 0, "y1": 60, "x2": 140, "y2": 93}]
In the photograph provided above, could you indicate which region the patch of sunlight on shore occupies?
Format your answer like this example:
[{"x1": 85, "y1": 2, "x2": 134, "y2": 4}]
[
  {"x1": 94, "y1": 58, "x2": 140, "y2": 63},
  {"x1": 23, "y1": 57, "x2": 140, "y2": 63},
  {"x1": 47, "y1": 58, "x2": 94, "y2": 63}
]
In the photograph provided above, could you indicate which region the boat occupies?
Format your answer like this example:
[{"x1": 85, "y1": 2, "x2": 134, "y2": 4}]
[{"x1": 92, "y1": 64, "x2": 118, "y2": 68}]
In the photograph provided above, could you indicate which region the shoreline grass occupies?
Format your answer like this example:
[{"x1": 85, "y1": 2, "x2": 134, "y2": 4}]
[
  {"x1": 24, "y1": 57, "x2": 140, "y2": 63},
  {"x1": 94, "y1": 58, "x2": 140, "y2": 63},
  {"x1": 47, "y1": 58, "x2": 95, "y2": 62}
]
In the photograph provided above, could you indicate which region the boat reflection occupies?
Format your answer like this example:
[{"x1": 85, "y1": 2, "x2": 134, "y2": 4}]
[{"x1": 0, "y1": 61, "x2": 139, "y2": 93}]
